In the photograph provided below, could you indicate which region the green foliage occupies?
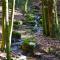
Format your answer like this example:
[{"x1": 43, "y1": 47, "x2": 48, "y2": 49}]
[
  {"x1": 12, "y1": 31, "x2": 21, "y2": 39},
  {"x1": 23, "y1": 22, "x2": 35, "y2": 27},
  {"x1": 23, "y1": 38, "x2": 35, "y2": 45},
  {"x1": 13, "y1": 21, "x2": 21, "y2": 29},
  {"x1": 14, "y1": 21, "x2": 19, "y2": 24},
  {"x1": 25, "y1": 13, "x2": 35, "y2": 22},
  {"x1": 16, "y1": 0, "x2": 26, "y2": 9},
  {"x1": 15, "y1": 0, "x2": 32, "y2": 12},
  {"x1": 23, "y1": 38, "x2": 30, "y2": 45},
  {"x1": 20, "y1": 38, "x2": 36, "y2": 54}
]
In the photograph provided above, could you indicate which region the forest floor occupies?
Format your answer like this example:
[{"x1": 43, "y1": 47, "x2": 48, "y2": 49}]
[
  {"x1": 35, "y1": 33, "x2": 60, "y2": 52},
  {"x1": 0, "y1": 6, "x2": 60, "y2": 59},
  {"x1": 34, "y1": 33, "x2": 60, "y2": 60},
  {"x1": 0, "y1": 25, "x2": 60, "y2": 60}
]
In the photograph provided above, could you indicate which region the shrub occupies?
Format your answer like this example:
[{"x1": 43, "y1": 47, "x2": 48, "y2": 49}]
[
  {"x1": 20, "y1": 38, "x2": 36, "y2": 54},
  {"x1": 25, "y1": 13, "x2": 35, "y2": 22},
  {"x1": 13, "y1": 21, "x2": 21, "y2": 29},
  {"x1": 23, "y1": 22, "x2": 35, "y2": 26},
  {"x1": 12, "y1": 31, "x2": 21, "y2": 39}
]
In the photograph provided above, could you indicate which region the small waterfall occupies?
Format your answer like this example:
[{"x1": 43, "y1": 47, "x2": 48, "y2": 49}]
[
  {"x1": 34, "y1": 15, "x2": 43, "y2": 35},
  {"x1": 34, "y1": 19, "x2": 38, "y2": 31}
]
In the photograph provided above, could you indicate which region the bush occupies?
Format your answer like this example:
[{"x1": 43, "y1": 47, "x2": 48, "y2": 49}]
[
  {"x1": 14, "y1": 21, "x2": 20, "y2": 25},
  {"x1": 12, "y1": 31, "x2": 21, "y2": 39},
  {"x1": 13, "y1": 21, "x2": 21, "y2": 29},
  {"x1": 20, "y1": 38, "x2": 36, "y2": 54},
  {"x1": 23, "y1": 22, "x2": 35, "y2": 26},
  {"x1": 25, "y1": 13, "x2": 35, "y2": 22}
]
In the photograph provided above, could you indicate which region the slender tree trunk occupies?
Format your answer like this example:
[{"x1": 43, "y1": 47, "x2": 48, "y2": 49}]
[
  {"x1": 52, "y1": 0, "x2": 59, "y2": 37},
  {"x1": 25, "y1": 0, "x2": 28, "y2": 13},
  {"x1": 6, "y1": 0, "x2": 15, "y2": 59},
  {"x1": 53, "y1": 0, "x2": 58, "y2": 27},
  {"x1": 47, "y1": 0, "x2": 53, "y2": 36},
  {"x1": 2, "y1": 0, "x2": 15, "y2": 59},
  {"x1": 9, "y1": 0, "x2": 15, "y2": 48},
  {"x1": 41, "y1": 0, "x2": 59, "y2": 37},
  {"x1": 1, "y1": 0, "x2": 6, "y2": 50},
  {"x1": 5, "y1": 0, "x2": 11, "y2": 59},
  {"x1": 48, "y1": 0, "x2": 59, "y2": 37},
  {"x1": 42, "y1": 0, "x2": 49, "y2": 36}
]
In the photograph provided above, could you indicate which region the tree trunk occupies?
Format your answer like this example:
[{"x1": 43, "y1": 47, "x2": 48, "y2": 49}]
[
  {"x1": 1, "y1": 0, "x2": 6, "y2": 50},
  {"x1": 2, "y1": 0, "x2": 15, "y2": 60},
  {"x1": 5, "y1": 0, "x2": 11, "y2": 59},
  {"x1": 47, "y1": 0, "x2": 53, "y2": 36},
  {"x1": 48, "y1": 0, "x2": 59, "y2": 37},
  {"x1": 42, "y1": 0, "x2": 49, "y2": 36},
  {"x1": 25, "y1": 0, "x2": 28, "y2": 13},
  {"x1": 52, "y1": 0, "x2": 59, "y2": 37},
  {"x1": 6, "y1": 0, "x2": 15, "y2": 59},
  {"x1": 41, "y1": 0, "x2": 59, "y2": 37},
  {"x1": 9, "y1": 0, "x2": 15, "y2": 48}
]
